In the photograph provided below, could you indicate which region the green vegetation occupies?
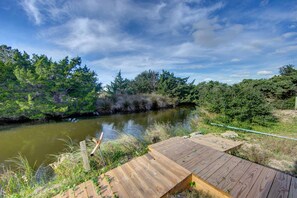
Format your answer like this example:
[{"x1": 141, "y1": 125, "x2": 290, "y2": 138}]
[{"x1": 1, "y1": 45, "x2": 296, "y2": 126}]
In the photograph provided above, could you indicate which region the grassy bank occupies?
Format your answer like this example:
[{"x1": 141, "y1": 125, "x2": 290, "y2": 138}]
[{"x1": 0, "y1": 122, "x2": 193, "y2": 198}]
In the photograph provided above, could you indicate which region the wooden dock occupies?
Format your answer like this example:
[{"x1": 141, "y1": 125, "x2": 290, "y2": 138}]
[{"x1": 54, "y1": 137, "x2": 297, "y2": 198}]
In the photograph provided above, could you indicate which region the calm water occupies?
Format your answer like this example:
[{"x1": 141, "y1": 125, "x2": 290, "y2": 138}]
[{"x1": 0, "y1": 107, "x2": 193, "y2": 166}]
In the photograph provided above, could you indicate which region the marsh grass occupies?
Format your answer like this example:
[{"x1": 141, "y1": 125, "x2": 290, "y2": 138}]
[{"x1": 0, "y1": 134, "x2": 148, "y2": 198}]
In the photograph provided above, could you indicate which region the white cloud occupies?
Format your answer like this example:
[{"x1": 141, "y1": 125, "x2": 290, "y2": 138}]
[
  {"x1": 282, "y1": 32, "x2": 297, "y2": 39},
  {"x1": 231, "y1": 58, "x2": 241, "y2": 62},
  {"x1": 21, "y1": 0, "x2": 42, "y2": 24},
  {"x1": 17, "y1": 0, "x2": 297, "y2": 84},
  {"x1": 257, "y1": 70, "x2": 273, "y2": 75}
]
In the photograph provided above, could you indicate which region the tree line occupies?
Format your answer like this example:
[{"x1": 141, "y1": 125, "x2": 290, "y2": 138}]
[{"x1": 0, "y1": 45, "x2": 296, "y2": 125}]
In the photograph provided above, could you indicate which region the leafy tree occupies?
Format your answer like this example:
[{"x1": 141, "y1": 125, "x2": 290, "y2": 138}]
[
  {"x1": 279, "y1": 64, "x2": 297, "y2": 76},
  {"x1": 157, "y1": 70, "x2": 193, "y2": 102},
  {"x1": 106, "y1": 71, "x2": 130, "y2": 95},
  {"x1": 130, "y1": 70, "x2": 159, "y2": 94},
  {"x1": 0, "y1": 46, "x2": 100, "y2": 120}
]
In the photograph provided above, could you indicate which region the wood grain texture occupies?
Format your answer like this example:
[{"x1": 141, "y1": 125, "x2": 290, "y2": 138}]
[
  {"x1": 198, "y1": 154, "x2": 232, "y2": 180},
  {"x1": 267, "y1": 171, "x2": 292, "y2": 198},
  {"x1": 230, "y1": 163, "x2": 263, "y2": 198},
  {"x1": 206, "y1": 156, "x2": 242, "y2": 187},
  {"x1": 217, "y1": 159, "x2": 252, "y2": 192},
  {"x1": 246, "y1": 168, "x2": 276, "y2": 198},
  {"x1": 289, "y1": 176, "x2": 297, "y2": 198}
]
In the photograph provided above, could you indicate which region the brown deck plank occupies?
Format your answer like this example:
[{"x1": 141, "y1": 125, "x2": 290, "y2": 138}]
[
  {"x1": 174, "y1": 146, "x2": 209, "y2": 165},
  {"x1": 149, "y1": 149, "x2": 191, "y2": 179},
  {"x1": 178, "y1": 146, "x2": 218, "y2": 169},
  {"x1": 104, "y1": 169, "x2": 130, "y2": 198},
  {"x1": 152, "y1": 138, "x2": 198, "y2": 159},
  {"x1": 289, "y1": 176, "x2": 297, "y2": 198},
  {"x1": 217, "y1": 159, "x2": 252, "y2": 192},
  {"x1": 150, "y1": 137, "x2": 184, "y2": 151},
  {"x1": 121, "y1": 161, "x2": 157, "y2": 197},
  {"x1": 73, "y1": 183, "x2": 88, "y2": 198},
  {"x1": 206, "y1": 156, "x2": 242, "y2": 187},
  {"x1": 136, "y1": 155, "x2": 175, "y2": 190},
  {"x1": 98, "y1": 174, "x2": 113, "y2": 197},
  {"x1": 189, "y1": 151, "x2": 225, "y2": 174},
  {"x1": 230, "y1": 163, "x2": 264, "y2": 198},
  {"x1": 113, "y1": 165, "x2": 144, "y2": 197},
  {"x1": 84, "y1": 180, "x2": 99, "y2": 198},
  {"x1": 130, "y1": 156, "x2": 169, "y2": 197},
  {"x1": 246, "y1": 168, "x2": 277, "y2": 198},
  {"x1": 267, "y1": 171, "x2": 292, "y2": 198},
  {"x1": 142, "y1": 155, "x2": 181, "y2": 184},
  {"x1": 190, "y1": 134, "x2": 243, "y2": 151},
  {"x1": 199, "y1": 154, "x2": 233, "y2": 180}
]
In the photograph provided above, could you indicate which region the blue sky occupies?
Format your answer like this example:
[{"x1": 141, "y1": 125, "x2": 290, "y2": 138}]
[{"x1": 0, "y1": 0, "x2": 297, "y2": 85}]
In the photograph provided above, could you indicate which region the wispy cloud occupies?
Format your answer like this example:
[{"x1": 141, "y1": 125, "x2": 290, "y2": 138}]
[{"x1": 14, "y1": 0, "x2": 297, "y2": 84}]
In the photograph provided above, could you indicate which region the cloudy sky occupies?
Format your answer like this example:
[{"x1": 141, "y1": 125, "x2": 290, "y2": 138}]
[{"x1": 0, "y1": 0, "x2": 297, "y2": 85}]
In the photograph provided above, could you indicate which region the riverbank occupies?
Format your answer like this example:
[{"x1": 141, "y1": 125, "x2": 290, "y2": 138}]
[
  {"x1": 0, "y1": 122, "x2": 194, "y2": 197},
  {"x1": 0, "y1": 94, "x2": 183, "y2": 125}
]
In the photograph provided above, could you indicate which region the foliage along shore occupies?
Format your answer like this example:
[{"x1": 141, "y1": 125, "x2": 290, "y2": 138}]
[{"x1": 1, "y1": 45, "x2": 297, "y2": 127}]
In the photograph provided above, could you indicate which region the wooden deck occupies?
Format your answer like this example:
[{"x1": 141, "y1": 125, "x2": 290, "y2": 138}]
[
  {"x1": 54, "y1": 137, "x2": 297, "y2": 198},
  {"x1": 149, "y1": 137, "x2": 296, "y2": 198},
  {"x1": 189, "y1": 134, "x2": 243, "y2": 152}
]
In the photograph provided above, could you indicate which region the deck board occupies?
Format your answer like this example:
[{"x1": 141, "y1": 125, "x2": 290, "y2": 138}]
[
  {"x1": 54, "y1": 137, "x2": 296, "y2": 198},
  {"x1": 267, "y1": 171, "x2": 292, "y2": 198},
  {"x1": 246, "y1": 168, "x2": 276, "y2": 198},
  {"x1": 229, "y1": 163, "x2": 264, "y2": 198},
  {"x1": 289, "y1": 176, "x2": 297, "y2": 198}
]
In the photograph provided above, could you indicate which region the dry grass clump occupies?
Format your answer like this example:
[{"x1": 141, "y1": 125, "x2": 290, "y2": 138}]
[{"x1": 233, "y1": 143, "x2": 271, "y2": 165}]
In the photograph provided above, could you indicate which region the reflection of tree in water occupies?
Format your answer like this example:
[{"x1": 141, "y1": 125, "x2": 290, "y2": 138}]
[
  {"x1": 123, "y1": 120, "x2": 144, "y2": 138},
  {"x1": 96, "y1": 107, "x2": 193, "y2": 141},
  {"x1": 99, "y1": 123, "x2": 119, "y2": 140}
]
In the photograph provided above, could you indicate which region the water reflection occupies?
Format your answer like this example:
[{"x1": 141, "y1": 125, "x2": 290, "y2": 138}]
[{"x1": 0, "y1": 107, "x2": 193, "y2": 166}]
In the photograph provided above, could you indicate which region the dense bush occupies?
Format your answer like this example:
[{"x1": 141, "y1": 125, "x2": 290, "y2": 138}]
[{"x1": 0, "y1": 45, "x2": 100, "y2": 120}]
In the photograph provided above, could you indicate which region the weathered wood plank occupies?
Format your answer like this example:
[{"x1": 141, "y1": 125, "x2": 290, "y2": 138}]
[
  {"x1": 121, "y1": 161, "x2": 157, "y2": 197},
  {"x1": 80, "y1": 140, "x2": 90, "y2": 172},
  {"x1": 246, "y1": 168, "x2": 276, "y2": 198},
  {"x1": 130, "y1": 157, "x2": 168, "y2": 197},
  {"x1": 230, "y1": 163, "x2": 263, "y2": 198},
  {"x1": 289, "y1": 176, "x2": 297, "y2": 198},
  {"x1": 181, "y1": 147, "x2": 218, "y2": 170},
  {"x1": 98, "y1": 174, "x2": 113, "y2": 197},
  {"x1": 113, "y1": 166, "x2": 144, "y2": 197},
  {"x1": 206, "y1": 156, "x2": 242, "y2": 187},
  {"x1": 198, "y1": 154, "x2": 232, "y2": 180},
  {"x1": 149, "y1": 149, "x2": 191, "y2": 180},
  {"x1": 190, "y1": 134, "x2": 243, "y2": 152},
  {"x1": 84, "y1": 180, "x2": 99, "y2": 198},
  {"x1": 74, "y1": 182, "x2": 88, "y2": 198},
  {"x1": 217, "y1": 159, "x2": 252, "y2": 192},
  {"x1": 189, "y1": 151, "x2": 225, "y2": 174},
  {"x1": 105, "y1": 169, "x2": 130, "y2": 197},
  {"x1": 267, "y1": 171, "x2": 292, "y2": 198}
]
